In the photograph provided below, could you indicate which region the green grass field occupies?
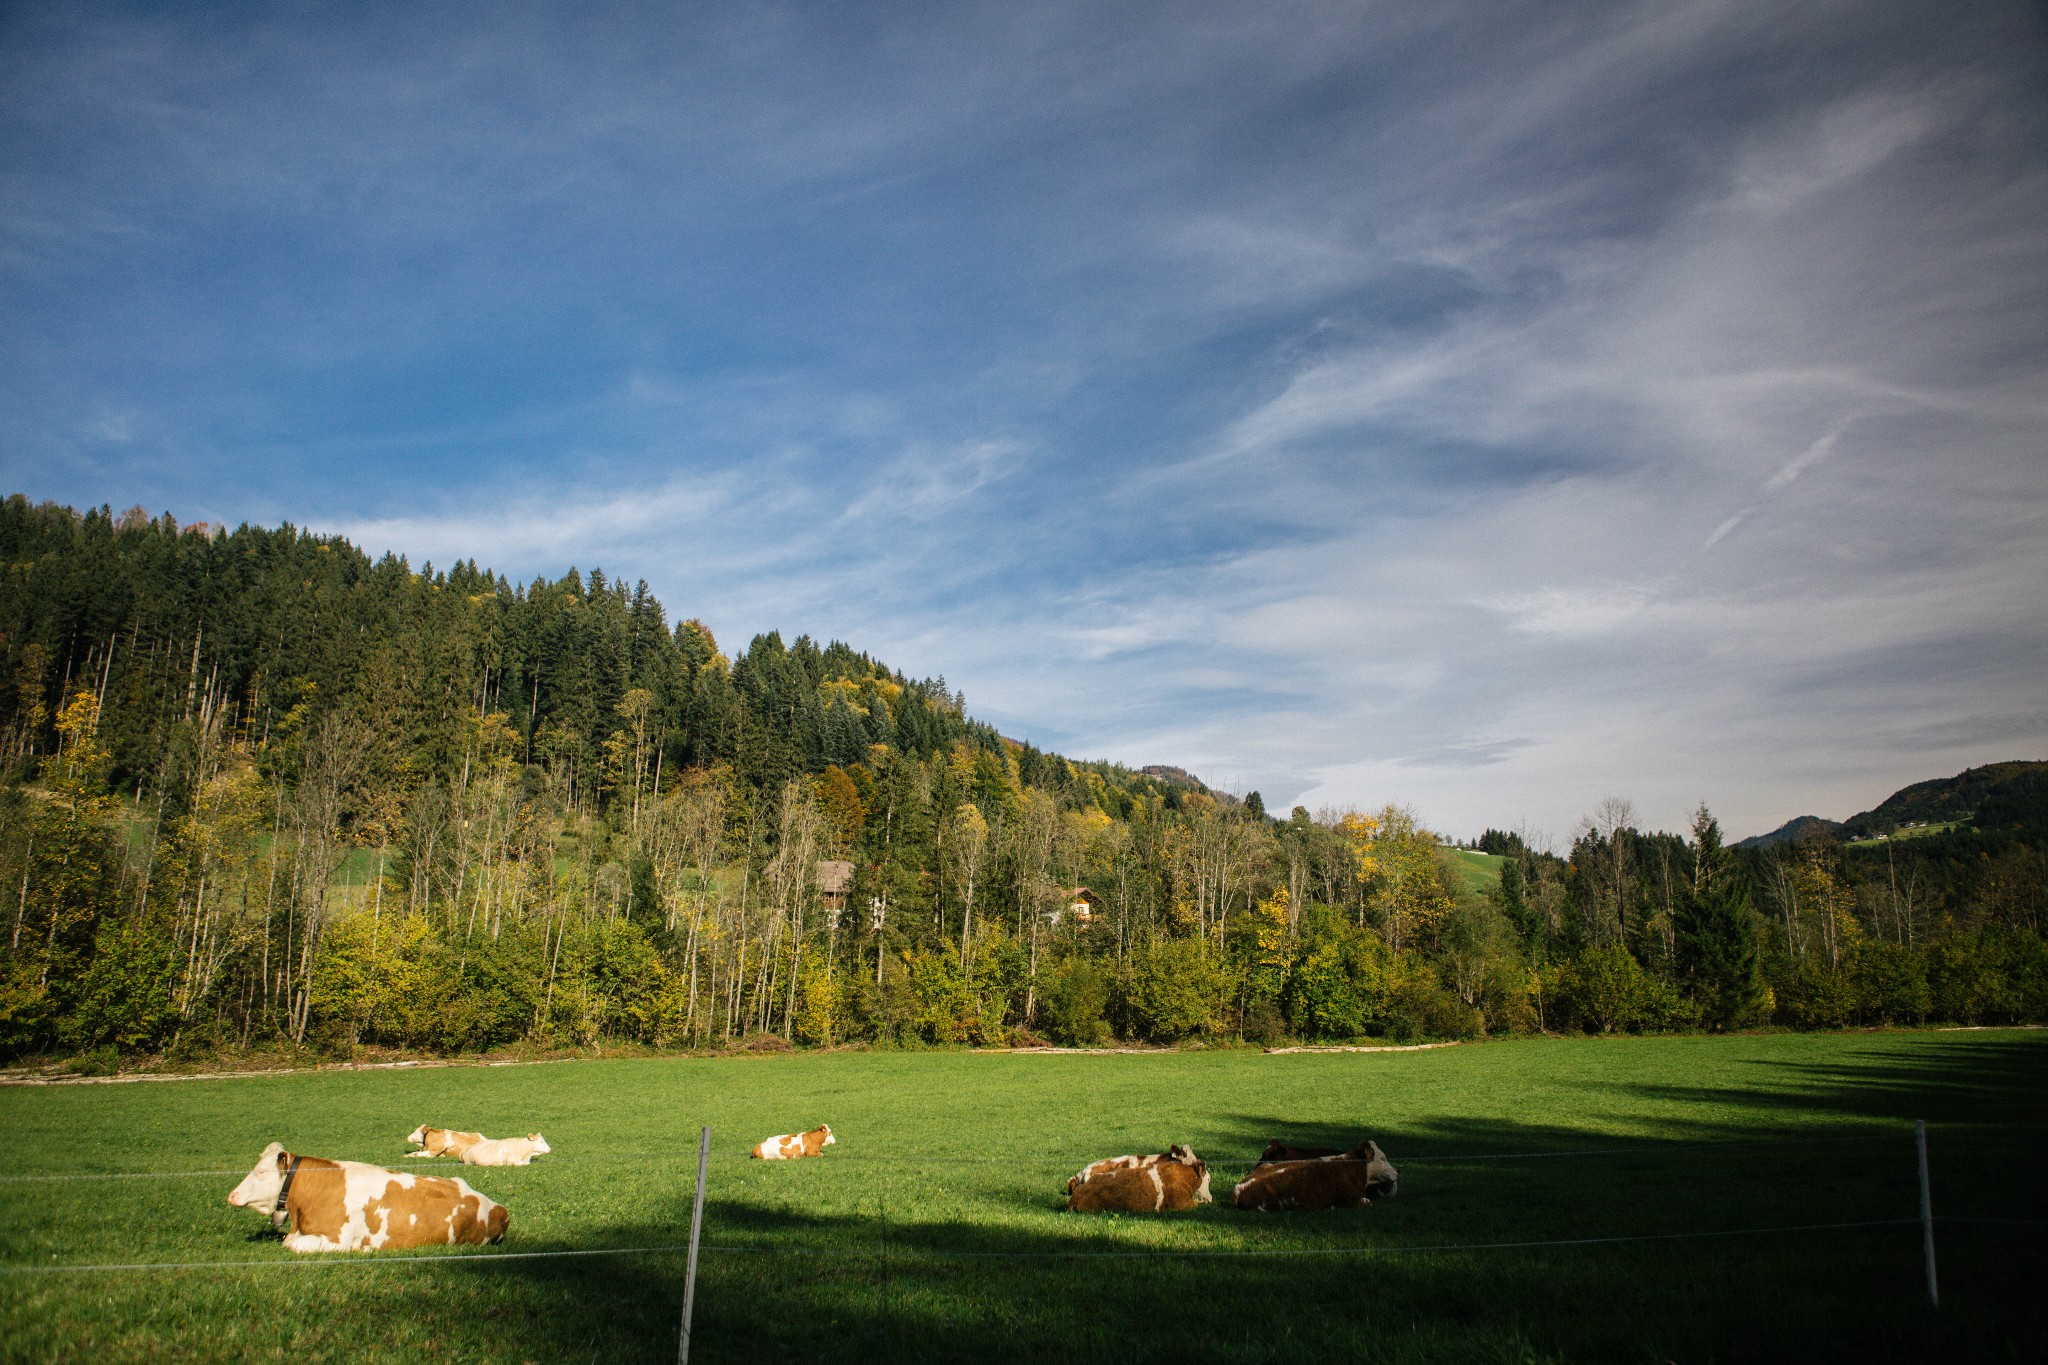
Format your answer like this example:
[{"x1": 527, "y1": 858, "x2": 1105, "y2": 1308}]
[
  {"x1": 1845, "y1": 821, "x2": 1968, "y2": 848},
  {"x1": 3, "y1": 1032, "x2": 2044, "y2": 1363},
  {"x1": 1441, "y1": 847, "x2": 1504, "y2": 894}
]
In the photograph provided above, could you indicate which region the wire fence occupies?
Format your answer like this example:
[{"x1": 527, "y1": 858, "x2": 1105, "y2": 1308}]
[
  {"x1": 8, "y1": 1214, "x2": 2042, "y2": 1278},
  {"x1": 1, "y1": 1124, "x2": 2033, "y2": 1289},
  {"x1": 15, "y1": 1216, "x2": 2019, "y2": 1277}
]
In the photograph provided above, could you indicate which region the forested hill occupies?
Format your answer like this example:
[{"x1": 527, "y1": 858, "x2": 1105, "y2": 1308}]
[
  {"x1": 3, "y1": 493, "x2": 2044, "y2": 1064},
  {"x1": 0, "y1": 495, "x2": 1196, "y2": 816},
  {"x1": 1839, "y1": 762, "x2": 2048, "y2": 840},
  {"x1": 1735, "y1": 763, "x2": 2048, "y2": 849},
  {"x1": 1734, "y1": 815, "x2": 1842, "y2": 851}
]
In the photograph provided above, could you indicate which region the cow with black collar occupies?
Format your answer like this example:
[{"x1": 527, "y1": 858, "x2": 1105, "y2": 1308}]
[{"x1": 227, "y1": 1142, "x2": 509, "y2": 1252}]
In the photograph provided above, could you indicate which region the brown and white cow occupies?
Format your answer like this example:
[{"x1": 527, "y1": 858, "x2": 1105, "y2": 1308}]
[
  {"x1": 1231, "y1": 1139, "x2": 1399, "y2": 1211},
  {"x1": 750, "y1": 1125, "x2": 834, "y2": 1159},
  {"x1": 227, "y1": 1142, "x2": 509, "y2": 1252},
  {"x1": 405, "y1": 1125, "x2": 485, "y2": 1159},
  {"x1": 1067, "y1": 1147, "x2": 1211, "y2": 1213},
  {"x1": 1254, "y1": 1140, "x2": 1344, "y2": 1165},
  {"x1": 1069, "y1": 1143, "x2": 1197, "y2": 1189},
  {"x1": 461, "y1": 1134, "x2": 550, "y2": 1167}
]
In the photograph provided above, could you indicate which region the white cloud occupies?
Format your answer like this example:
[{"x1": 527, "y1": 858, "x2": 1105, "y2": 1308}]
[{"x1": 1479, "y1": 585, "x2": 1656, "y2": 639}]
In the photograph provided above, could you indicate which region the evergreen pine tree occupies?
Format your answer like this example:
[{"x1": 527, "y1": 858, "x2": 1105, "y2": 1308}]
[{"x1": 1678, "y1": 805, "x2": 1767, "y2": 1029}]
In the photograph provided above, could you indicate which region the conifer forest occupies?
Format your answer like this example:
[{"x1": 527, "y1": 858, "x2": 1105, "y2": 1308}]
[{"x1": 4, "y1": 496, "x2": 2045, "y2": 1065}]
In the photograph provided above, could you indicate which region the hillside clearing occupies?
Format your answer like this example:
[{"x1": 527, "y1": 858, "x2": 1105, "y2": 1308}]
[{"x1": 1442, "y1": 847, "x2": 1504, "y2": 893}]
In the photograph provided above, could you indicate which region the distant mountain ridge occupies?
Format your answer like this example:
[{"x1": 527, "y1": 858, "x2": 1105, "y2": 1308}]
[
  {"x1": 1139, "y1": 764, "x2": 1215, "y2": 794},
  {"x1": 1738, "y1": 760, "x2": 2048, "y2": 848},
  {"x1": 1734, "y1": 815, "x2": 1842, "y2": 850}
]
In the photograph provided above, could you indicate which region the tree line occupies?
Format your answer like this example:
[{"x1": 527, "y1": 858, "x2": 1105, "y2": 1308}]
[{"x1": 3, "y1": 495, "x2": 2043, "y2": 1062}]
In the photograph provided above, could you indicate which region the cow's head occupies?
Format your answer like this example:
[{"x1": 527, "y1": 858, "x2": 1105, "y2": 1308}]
[
  {"x1": 407, "y1": 1125, "x2": 429, "y2": 1146},
  {"x1": 528, "y1": 1134, "x2": 550, "y2": 1154},
  {"x1": 1166, "y1": 1143, "x2": 1197, "y2": 1165},
  {"x1": 1352, "y1": 1139, "x2": 1398, "y2": 1197},
  {"x1": 818, "y1": 1125, "x2": 835, "y2": 1146},
  {"x1": 226, "y1": 1142, "x2": 289, "y2": 1211}
]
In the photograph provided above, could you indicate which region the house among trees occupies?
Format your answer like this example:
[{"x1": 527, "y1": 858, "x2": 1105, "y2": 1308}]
[
  {"x1": 818, "y1": 860, "x2": 854, "y2": 917},
  {"x1": 1047, "y1": 887, "x2": 1100, "y2": 926}
]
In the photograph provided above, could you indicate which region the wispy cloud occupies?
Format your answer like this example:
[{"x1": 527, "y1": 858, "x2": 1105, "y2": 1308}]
[
  {"x1": 4, "y1": 0, "x2": 2044, "y2": 837},
  {"x1": 1762, "y1": 425, "x2": 1846, "y2": 492}
]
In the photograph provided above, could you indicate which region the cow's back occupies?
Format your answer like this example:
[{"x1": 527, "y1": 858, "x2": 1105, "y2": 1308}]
[
  {"x1": 420, "y1": 1128, "x2": 484, "y2": 1158},
  {"x1": 1074, "y1": 1154, "x2": 1144, "y2": 1185},
  {"x1": 358, "y1": 1169, "x2": 508, "y2": 1249},
  {"x1": 463, "y1": 1137, "x2": 535, "y2": 1166}
]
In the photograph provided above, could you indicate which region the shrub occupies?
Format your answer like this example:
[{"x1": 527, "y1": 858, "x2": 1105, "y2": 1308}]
[
  {"x1": 907, "y1": 949, "x2": 973, "y2": 1044},
  {"x1": 1846, "y1": 941, "x2": 1929, "y2": 1025},
  {"x1": 1551, "y1": 947, "x2": 1641, "y2": 1033},
  {"x1": 1771, "y1": 958, "x2": 1856, "y2": 1029},
  {"x1": 59, "y1": 919, "x2": 178, "y2": 1054},
  {"x1": 851, "y1": 952, "x2": 918, "y2": 1043},
  {"x1": 1547, "y1": 947, "x2": 1696, "y2": 1034},
  {"x1": 1038, "y1": 958, "x2": 1112, "y2": 1045},
  {"x1": 1382, "y1": 972, "x2": 1483, "y2": 1041},
  {"x1": 1283, "y1": 917, "x2": 1396, "y2": 1040},
  {"x1": 69, "y1": 1044, "x2": 120, "y2": 1076},
  {"x1": 1477, "y1": 956, "x2": 1540, "y2": 1035},
  {"x1": 1240, "y1": 997, "x2": 1287, "y2": 1046},
  {"x1": 793, "y1": 957, "x2": 856, "y2": 1046},
  {"x1": 1926, "y1": 928, "x2": 2048, "y2": 1024},
  {"x1": 1119, "y1": 938, "x2": 1227, "y2": 1042}
]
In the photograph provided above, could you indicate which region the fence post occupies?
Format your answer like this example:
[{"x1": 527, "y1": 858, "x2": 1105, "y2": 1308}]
[
  {"x1": 878, "y1": 1190, "x2": 892, "y2": 1348},
  {"x1": 1915, "y1": 1119, "x2": 1938, "y2": 1308},
  {"x1": 678, "y1": 1126, "x2": 711, "y2": 1365}
]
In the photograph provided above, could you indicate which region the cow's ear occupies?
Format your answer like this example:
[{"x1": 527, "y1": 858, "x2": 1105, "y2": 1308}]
[{"x1": 275, "y1": 1149, "x2": 290, "y2": 1173}]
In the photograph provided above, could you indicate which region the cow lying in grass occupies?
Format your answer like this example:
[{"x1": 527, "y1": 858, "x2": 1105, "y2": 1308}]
[
  {"x1": 461, "y1": 1134, "x2": 551, "y2": 1167},
  {"x1": 1232, "y1": 1140, "x2": 1399, "y2": 1211},
  {"x1": 751, "y1": 1125, "x2": 834, "y2": 1159},
  {"x1": 1067, "y1": 1146, "x2": 1211, "y2": 1212},
  {"x1": 405, "y1": 1125, "x2": 484, "y2": 1159},
  {"x1": 227, "y1": 1142, "x2": 509, "y2": 1252}
]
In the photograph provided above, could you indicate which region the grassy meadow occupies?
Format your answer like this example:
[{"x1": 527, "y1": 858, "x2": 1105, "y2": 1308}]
[
  {"x1": 1440, "y1": 847, "x2": 1505, "y2": 894},
  {"x1": 2, "y1": 1031, "x2": 2044, "y2": 1363}
]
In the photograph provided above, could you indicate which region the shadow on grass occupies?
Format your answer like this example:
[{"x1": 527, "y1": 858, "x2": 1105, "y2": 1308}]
[
  {"x1": 453, "y1": 1041, "x2": 2048, "y2": 1362},
  {"x1": 1591, "y1": 1035, "x2": 2048, "y2": 1131},
  {"x1": 457, "y1": 1186, "x2": 2040, "y2": 1363}
]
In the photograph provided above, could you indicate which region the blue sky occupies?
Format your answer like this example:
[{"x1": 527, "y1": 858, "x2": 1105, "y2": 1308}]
[{"x1": 4, "y1": 1, "x2": 2045, "y2": 840}]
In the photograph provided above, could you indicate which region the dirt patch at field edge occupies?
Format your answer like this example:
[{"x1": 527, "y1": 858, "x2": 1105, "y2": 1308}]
[
  {"x1": 1263, "y1": 1042, "x2": 1463, "y2": 1054},
  {"x1": 970, "y1": 1055, "x2": 1196, "y2": 1064},
  {"x1": 5, "y1": 1035, "x2": 1479, "y2": 1083}
]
